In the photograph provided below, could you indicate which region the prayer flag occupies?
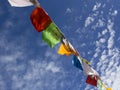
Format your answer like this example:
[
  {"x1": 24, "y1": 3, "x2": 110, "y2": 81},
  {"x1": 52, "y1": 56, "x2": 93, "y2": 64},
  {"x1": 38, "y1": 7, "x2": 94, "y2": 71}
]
[
  {"x1": 58, "y1": 38, "x2": 77, "y2": 56},
  {"x1": 58, "y1": 44, "x2": 73, "y2": 56},
  {"x1": 86, "y1": 75, "x2": 97, "y2": 86},
  {"x1": 58, "y1": 44, "x2": 74, "y2": 56},
  {"x1": 83, "y1": 62, "x2": 99, "y2": 76},
  {"x1": 62, "y1": 38, "x2": 75, "y2": 53},
  {"x1": 30, "y1": 7, "x2": 52, "y2": 32},
  {"x1": 97, "y1": 80, "x2": 112, "y2": 90},
  {"x1": 106, "y1": 88, "x2": 112, "y2": 90},
  {"x1": 97, "y1": 80, "x2": 106, "y2": 90},
  {"x1": 42, "y1": 22, "x2": 63, "y2": 48},
  {"x1": 8, "y1": 0, "x2": 33, "y2": 7},
  {"x1": 81, "y1": 57, "x2": 90, "y2": 65},
  {"x1": 72, "y1": 56, "x2": 83, "y2": 71}
]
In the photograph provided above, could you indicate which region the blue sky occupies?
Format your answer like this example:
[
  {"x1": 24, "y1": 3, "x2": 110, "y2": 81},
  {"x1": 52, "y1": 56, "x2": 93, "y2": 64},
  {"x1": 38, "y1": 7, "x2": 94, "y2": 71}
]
[{"x1": 0, "y1": 0, "x2": 120, "y2": 90}]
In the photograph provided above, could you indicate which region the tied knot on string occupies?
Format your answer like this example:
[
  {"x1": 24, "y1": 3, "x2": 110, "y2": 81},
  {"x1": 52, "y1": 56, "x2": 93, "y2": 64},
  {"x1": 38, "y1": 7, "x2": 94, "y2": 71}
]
[{"x1": 30, "y1": 0, "x2": 40, "y2": 7}]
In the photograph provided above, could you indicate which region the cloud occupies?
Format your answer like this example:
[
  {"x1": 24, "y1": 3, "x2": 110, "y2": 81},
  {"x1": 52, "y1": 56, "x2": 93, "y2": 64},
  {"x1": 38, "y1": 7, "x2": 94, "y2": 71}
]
[
  {"x1": 93, "y1": 19, "x2": 120, "y2": 90},
  {"x1": 0, "y1": 75, "x2": 6, "y2": 90},
  {"x1": 65, "y1": 8, "x2": 72, "y2": 14},
  {"x1": 99, "y1": 38, "x2": 106, "y2": 43},
  {"x1": 102, "y1": 29, "x2": 108, "y2": 35},
  {"x1": 45, "y1": 61, "x2": 61, "y2": 73},
  {"x1": 92, "y1": 3, "x2": 101, "y2": 11},
  {"x1": 85, "y1": 16, "x2": 94, "y2": 27},
  {"x1": 84, "y1": 4, "x2": 120, "y2": 89},
  {"x1": 109, "y1": 10, "x2": 118, "y2": 16}
]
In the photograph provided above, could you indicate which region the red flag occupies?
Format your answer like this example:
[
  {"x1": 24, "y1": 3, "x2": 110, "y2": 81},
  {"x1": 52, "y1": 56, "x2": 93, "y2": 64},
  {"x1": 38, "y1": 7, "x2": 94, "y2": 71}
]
[
  {"x1": 86, "y1": 75, "x2": 98, "y2": 86},
  {"x1": 30, "y1": 7, "x2": 52, "y2": 32}
]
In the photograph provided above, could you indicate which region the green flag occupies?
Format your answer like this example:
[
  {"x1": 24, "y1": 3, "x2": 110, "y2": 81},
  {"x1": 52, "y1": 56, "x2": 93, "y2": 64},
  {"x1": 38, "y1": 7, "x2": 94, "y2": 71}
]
[
  {"x1": 97, "y1": 80, "x2": 106, "y2": 90},
  {"x1": 42, "y1": 22, "x2": 63, "y2": 48}
]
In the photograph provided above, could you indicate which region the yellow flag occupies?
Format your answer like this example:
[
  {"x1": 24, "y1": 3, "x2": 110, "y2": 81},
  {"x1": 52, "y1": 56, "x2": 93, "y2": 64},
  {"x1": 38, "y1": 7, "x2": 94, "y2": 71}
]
[
  {"x1": 57, "y1": 44, "x2": 74, "y2": 56},
  {"x1": 106, "y1": 88, "x2": 112, "y2": 90},
  {"x1": 81, "y1": 57, "x2": 90, "y2": 65}
]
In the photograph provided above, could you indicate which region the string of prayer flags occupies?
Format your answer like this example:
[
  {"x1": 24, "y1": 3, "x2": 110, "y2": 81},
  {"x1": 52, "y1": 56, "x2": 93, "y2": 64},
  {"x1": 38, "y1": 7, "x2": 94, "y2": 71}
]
[
  {"x1": 86, "y1": 75, "x2": 98, "y2": 86},
  {"x1": 72, "y1": 55, "x2": 83, "y2": 71},
  {"x1": 8, "y1": 0, "x2": 34, "y2": 7},
  {"x1": 42, "y1": 22, "x2": 63, "y2": 48},
  {"x1": 8, "y1": 1, "x2": 112, "y2": 89},
  {"x1": 30, "y1": 7, "x2": 52, "y2": 32}
]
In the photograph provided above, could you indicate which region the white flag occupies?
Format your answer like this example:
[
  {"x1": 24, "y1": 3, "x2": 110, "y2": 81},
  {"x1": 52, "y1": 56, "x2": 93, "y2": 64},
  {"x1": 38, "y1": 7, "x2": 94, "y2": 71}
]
[
  {"x1": 83, "y1": 62, "x2": 99, "y2": 76},
  {"x1": 8, "y1": 0, "x2": 34, "y2": 7}
]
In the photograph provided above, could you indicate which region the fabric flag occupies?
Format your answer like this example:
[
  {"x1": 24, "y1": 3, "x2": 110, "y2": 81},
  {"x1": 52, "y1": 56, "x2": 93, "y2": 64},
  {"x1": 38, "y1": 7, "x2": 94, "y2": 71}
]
[
  {"x1": 58, "y1": 38, "x2": 77, "y2": 56},
  {"x1": 30, "y1": 7, "x2": 52, "y2": 32},
  {"x1": 97, "y1": 80, "x2": 104, "y2": 90},
  {"x1": 42, "y1": 22, "x2": 63, "y2": 48},
  {"x1": 58, "y1": 44, "x2": 72, "y2": 56},
  {"x1": 106, "y1": 88, "x2": 112, "y2": 90},
  {"x1": 83, "y1": 61, "x2": 99, "y2": 76},
  {"x1": 81, "y1": 57, "x2": 90, "y2": 65},
  {"x1": 97, "y1": 80, "x2": 106, "y2": 90},
  {"x1": 72, "y1": 55, "x2": 83, "y2": 71},
  {"x1": 86, "y1": 75, "x2": 98, "y2": 86},
  {"x1": 97, "y1": 80, "x2": 112, "y2": 90},
  {"x1": 8, "y1": 0, "x2": 34, "y2": 7},
  {"x1": 62, "y1": 38, "x2": 76, "y2": 53}
]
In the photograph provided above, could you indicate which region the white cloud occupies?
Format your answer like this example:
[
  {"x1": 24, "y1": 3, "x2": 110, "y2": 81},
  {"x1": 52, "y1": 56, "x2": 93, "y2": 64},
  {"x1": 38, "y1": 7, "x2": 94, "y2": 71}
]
[
  {"x1": 92, "y1": 18, "x2": 120, "y2": 90},
  {"x1": 0, "y1": 51, "x2": 23, "y2": 63},
  {"x1": 107, "y1": 20, "x2": 115, "y2": 49},
  {"x1": 92, "y1": 3, "x2": 101, "y2": 11},
  {"x1": 46, "y1": 62, "x2": 61, "y2": 73},
  {"x1": 5, "y1": 60, "x2": 63, "y2": 90},
  {"x1": 65, "y1": 8, "x2": 72, "y2": 14},
  {"x1": 112, "y1": 10, "x2": 118, "y2": 16},
  {"x1": 99, "y1": 38, "x2": 106, "y2": 43},
  {"x1": 0, "y1": 75, "x2": 6, "y2": 90},
  {"x1": 102, "y1": 29, "x2": 108, "y2": 35},
  {"x1": 85, "y1": 17, "x2": 94, "y2": 27},
  {"x1": 109, "y1": 10, "x2": 118, "y2": 16},
  {"x1": 92, "y1": 19, "x2": 105, "y2": 30}
]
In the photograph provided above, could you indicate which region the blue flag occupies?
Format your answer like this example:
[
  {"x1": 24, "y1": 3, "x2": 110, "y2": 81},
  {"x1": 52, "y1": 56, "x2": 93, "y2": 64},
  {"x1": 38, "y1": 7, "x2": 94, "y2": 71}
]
[{"x1": 72, "y1": 55, "x2": 83, "y2": 71}]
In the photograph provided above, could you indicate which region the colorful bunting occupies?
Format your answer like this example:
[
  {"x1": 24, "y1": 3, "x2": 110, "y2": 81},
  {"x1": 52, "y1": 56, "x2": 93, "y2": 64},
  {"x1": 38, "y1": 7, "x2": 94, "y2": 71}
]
[
  {"x1": 72, "y1": 55, "x2": 83, "y2": 71},
  {"x1": 8, "y1": 0, "x2": 34, "y2": 7},
  {"x1": 8, "y1": 1, "x2": 112, "y2": 89},
  {"x1": 42, "y1": 22, "x2": 63, "y2": 48},
  {"x1": 86, "y1": 75, "x2": 98, "y2": 86},
  {"x1": 30, "y1": 7, "x2": 52, "y2": 32}
]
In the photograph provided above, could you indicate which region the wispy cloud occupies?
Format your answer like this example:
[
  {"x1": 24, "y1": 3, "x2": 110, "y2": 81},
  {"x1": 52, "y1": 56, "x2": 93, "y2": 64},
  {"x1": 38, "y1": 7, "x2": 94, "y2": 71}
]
[
  {"x1": 93, "y1": 15, "x2": 120, "y2": 90},
  {"x1": 85, "y1": 16, "x2": 94, "y2": 27},
  {"x1": 84, "y1": 2, "x2": 120, "y2": 90},
  {"x1": 65, "y1": 8, "x2": 72, "y2": 14},
  {"x1": 92, "y1": 3, "x2": 101, "y2": 11}
]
